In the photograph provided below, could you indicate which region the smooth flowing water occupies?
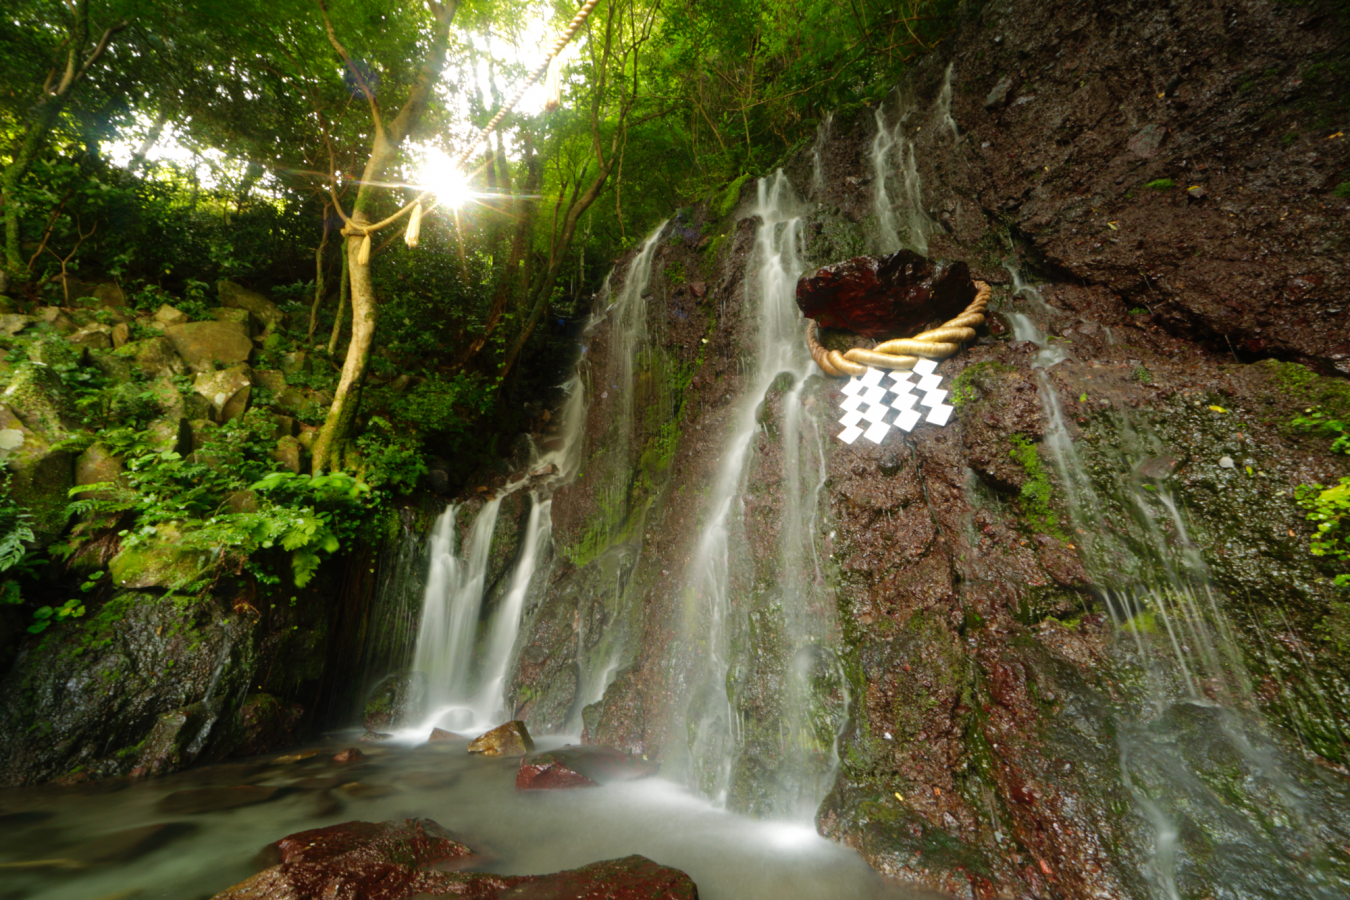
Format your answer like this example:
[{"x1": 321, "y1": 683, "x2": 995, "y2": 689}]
[
  {"x1": 1008, "y1": 300, "x2": 1350, "y2": 899},
  {"x1": 671, "y1": 172, "x2": 843, "y2": 821},
  {"x1": 0, "y1": 734, "x2": 937, "y2": 900},
  {"x1": 870, "y1": 93, "x2": 934, "y2": 255}
]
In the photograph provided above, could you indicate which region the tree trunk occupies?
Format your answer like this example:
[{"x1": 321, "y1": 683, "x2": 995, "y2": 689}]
[
  {"x1": 308, "y1": 203, "x2": 332, "y2": 345},
  {"x1": 327, "y1": 248, "x2": 349, "y2": 357},
  {"x1": 312, "y1": 228, "x2": 377, "y2": 471}
]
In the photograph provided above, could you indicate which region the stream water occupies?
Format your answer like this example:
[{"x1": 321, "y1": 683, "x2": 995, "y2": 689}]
[{"x1": 0, "y1": 734, "x2": 934, "y2": 900}]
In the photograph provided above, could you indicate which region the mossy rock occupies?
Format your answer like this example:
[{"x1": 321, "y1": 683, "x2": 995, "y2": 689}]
[
  {"x1": 218, "y1": 281, "x2": 284, "y2": 333},
  {"x1": 108, "y1": 526, "x2": 213, "y2": 590},
  {"x1": 3, "y1": 362, "x2": 78, "y2": 440},
  {"x1": 0, "y1": 403, "x2": 73, "y2": 544}
]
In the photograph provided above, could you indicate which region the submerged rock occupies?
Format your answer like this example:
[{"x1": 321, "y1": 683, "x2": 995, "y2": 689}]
[
  {"x1": 467, "y1": 721, "x2": 534, "y2": 757},
  {"x1": 362, "y1": 672, "x2": 427, "y2": 731},
  {"x1": 516, "y1": 746, "x2": 658, "y2": 790},
  {"x1": 212, "y1": 818, "x2": 698, "y2": 900},
  {"x1": 427, "y1": 728, "x2": 463, "y2": 743},
  {"x1": 157, "y1": 785, "x2": 285, "y2": 815},
  {"x1": 795, "y1": 250, "x2": 976, "y2": 338}
]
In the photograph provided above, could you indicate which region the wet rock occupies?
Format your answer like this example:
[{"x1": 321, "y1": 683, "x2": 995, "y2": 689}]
[
  {"x1": 516, "y1": 753, "x2": 599, "y2": 790},
  {"x1": 274, "y1": 749, "x2": 321, "y2": 764},
  {"x1": 108, "y1": 524, "x2": 212, "y2": 589},
  {"x1": 359, "y1": 731, "x2": 394, "y2": 743},
  {"x1": 157, "y1": 785, "x2": 285, "y2": 815},
  {"x1": 517, "y1": 746, "x2": 657, "y2": 790},
  {"x1": 219, "y1": 281, "x2": 285, "y2": 333},
  {"x1": 135, "y1": 701, "x2": 221, "y2": 775},
  {"x1": 233, "y1": 694, "x2": 305, "y2": 758},
  {"x1": 467, "y1": 721, "x2": 534, "y2": 757},
  {"x1": 212, "y1": 817, "x2": 697, "y2": 900},
  {"x1": 796, "y1": 251, "x2": 977, "y2": 338},
  {"x1": 427, "y1": 728, "x2": 463, "y2": 743},
  {"x1": 163, "y1": 320, "x2": 253, "y2": 374},
  {"x1": 362, "y1": 672, "x2": 427, "y2": 731},
  {"x1": 333, "y1": 748, "x2": 365, "y2": 764}
]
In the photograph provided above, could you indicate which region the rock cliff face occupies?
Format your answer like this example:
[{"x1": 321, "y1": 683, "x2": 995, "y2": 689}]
[{"x1": 505, "y1": 1, "x2": 1350, "y2": 897}]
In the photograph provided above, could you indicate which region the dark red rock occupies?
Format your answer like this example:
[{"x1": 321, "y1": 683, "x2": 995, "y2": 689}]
[
  {"x1": 516, "y1": 754, "x2": 599, "y2": 790},
  {"x1": 331, "y1": 748, "x2": 364, "y2": 764},
  {"x1": 211, "y1": 818, "x2": 698, "y2": 900},
  {"x1": 796, "y1": 251, "x2": 977, "y2": 338}
]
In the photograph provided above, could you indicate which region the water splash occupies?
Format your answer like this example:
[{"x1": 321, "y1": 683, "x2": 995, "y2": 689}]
[{"x1": 673, "y1": 171, "x2": 844, "y2": 821}]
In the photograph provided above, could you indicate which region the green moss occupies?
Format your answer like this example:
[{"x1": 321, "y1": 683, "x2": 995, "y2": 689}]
[
  {"x1": 1131, "y1": 365, "x2": 1153, "y2": 384},
  {"x1": 1008, "y1": 434, "x2": 1067, "y2": 540},
  {"x1": 1335, "y1": 182, "x2": 1350, "y2": 198},
  {"x1": 1145, "y1": 178, "x2": 1176, "y2": 190},
  {"x1": 715, "y1": 174, "x2": 752, "y2": 218},
  {"x1": 950, "y1": 361, "x2": 1013, "y2": 407},
  {"x1": 1120, "y1": 608, "x2": 1158, "y2": 634}
]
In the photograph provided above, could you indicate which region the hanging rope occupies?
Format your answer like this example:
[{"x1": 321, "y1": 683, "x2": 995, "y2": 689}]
[
  {"x1": 807, "y1": 281, "x2": 992, "y2": 377},
  {"x1": 337, "y1": 0, "x2": 603, "y2": 243}
]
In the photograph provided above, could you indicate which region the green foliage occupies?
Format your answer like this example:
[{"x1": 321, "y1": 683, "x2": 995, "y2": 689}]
[
  {"x1": 1297, "y1": 478, "x2": 1350, "y2": 588},
  {"x1": 1132, "y1": 365, "x2": 1154, "y2": 384},
  {"x1": 1144, "y1": 178, "x2": 1176, "y2": 190},
  {"x1": 1008, "y1": 434, "x2": 1066, "y2": 540},
  {"x1": 1291, "y1": 407, "x2": 1350, "y2": 455},
  {"x1": 1335, "y1": 182, "x2": 1350, "y2": 198},
  {"x1": 27, "y1": 598, "x2": 85, "y2": 634},
  {"x1": 716, "y1": 175, "x2": 752, "y2": 218}
]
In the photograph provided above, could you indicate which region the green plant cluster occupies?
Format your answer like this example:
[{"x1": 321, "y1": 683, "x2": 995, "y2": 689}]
[
  {"x1": 1298, "y1": 478, "x2": 1350, "y2": 588},
  {"x1": 1008, "y1": 433, "x2": 1066, "y2": 540}
]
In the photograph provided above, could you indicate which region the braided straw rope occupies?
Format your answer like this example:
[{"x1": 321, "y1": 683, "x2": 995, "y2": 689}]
[{"x1": 806, "y1": 280, "x2": 991, "y2": 377}]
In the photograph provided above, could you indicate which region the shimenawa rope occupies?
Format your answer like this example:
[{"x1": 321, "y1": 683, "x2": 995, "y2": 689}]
[{"x1": 806, "y1": 280, "x2": 991, "y2": 377}]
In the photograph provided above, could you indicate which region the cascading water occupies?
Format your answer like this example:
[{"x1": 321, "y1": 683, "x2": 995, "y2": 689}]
[
  {"x1": 870, "y1": 96, "x2": 934, "y2": 255},
  {"x1": 1008, "y1": 298, "x2": 1350, "y2": 898},
  {"x1": 672, "y1": 171, "x2": 845, "y2": 821},
  {"x1": 810, "y1": 113, "x2": 833, "y2": 198},
  {"x1": 405, "y1": 226, "x2": 662, "y2": 738}
]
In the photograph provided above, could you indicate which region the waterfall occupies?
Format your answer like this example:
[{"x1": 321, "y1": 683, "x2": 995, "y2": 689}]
[
  {"x1": 673, "y1": 171, "x2": 843, "y2": 821},
  {"x1": 870, "y1": 96, "x2": 934, "y2": 256},
  {"x1": 1013, "y1": 303, "x2": 1344, "y2": 898},
  {"x1": 405, "y1": 226, "x2": 663, "y2": 737},
  {"x1": 809, "y1": 113, "x2": 833, "y2": 198}
]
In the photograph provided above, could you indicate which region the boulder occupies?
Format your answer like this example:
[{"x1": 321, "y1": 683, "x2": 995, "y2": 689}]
[
  {"x1": 3, "y1": 362, "x2": 78, "y2": 439},
  {"x1": 122, "y1": 336, "x2": 188, "y2": 378},
  {"x1": 193, "y1": 364, "x2": 253, "y2": 422},
  {"x1": 333, "y1": 748, "x2": 365, "y2": 764},
  {"x1": 275, "y1": 386, "x2": 330, "y2": 418},
  {"x1": 69, "y1": 324, "x2": 113, "y2": 351},
  {"x1": 232, "y1": 693, "x2": 304, "y2": 758},
  {"x1": 0, "y1": 404, "x2": 72, "y2": 543},
  {"x1": 279, "y1": 351, "x2": 307, "y2": 375},
  {"x1": 135, "y1": 701, "x2": 221, "y2": 775},
  {"x1": 273, "y1": 435, "x2": 303, "y2": 473},
  {"x1": 108, "y1": 524, "x2": 212, "y2": 589},
  {"x1": 211, "y1": 306, "x2": 259, "y2": 336},
  {"x1": 252, "y1": 369, "x2": 287, "y2": 395},
  {"x1": 73, "y1": 443, "x2": 125, "y2": 500},
  {"x1": 25, "y1": 335, "x2": 84, "y2": 369},
  {"x1": 467, "y1": 720, "x2": 534, "y2": 757},
  {"x1": 219, "y1": 281, "x2": 285, "y2": 333},
  {"x1": 209, "y1": 819, "x2": 698, "y2": 900},
  {"x1": 111, "y1": 322, "x2": 130, "y2": 348},
  {"x1": 516, "y1": 753, "x2": 599, "y2": 790},
  {"x1": 164, "y1": 320, "x2": 253, "y2": 373},
  {"x1": 151, "y1": 376, "x2": 212, "y2": 421},
  {"x1": 362, "y1": 673, "x2": 427, "y2": 731},
  {"x1": 87, "y1": 349, "x2": 134, "y2": 383},
  {"x1": 145, "y1": 416, "x2": 191, "y2": 454},
  {"x1": 427, "y1": 728, "x2": 463, "y2": 743},
  {"x1": 35, "y1": 306, "x2": 76, "y2": 334},
  {"x1": 0, "y1": 314, "x2": 34, "y2": 336},
  {"x1": 795, "y1": 250, "x2": 977, "y2": 338},
  {"x1": 154, "y1": 304, "x2": 189, "y2": 326}
]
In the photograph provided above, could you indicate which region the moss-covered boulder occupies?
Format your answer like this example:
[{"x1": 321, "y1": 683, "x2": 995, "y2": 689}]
[
  {"x1": 0, "y1": 403, "x2": 72, "y2": 543},
  {"x1": 3, "y1": 361, "x2": 78, "y2": 439},
  {"x1": 218, "y1": 280, "x2": 284, "y2": 333},
  {"x1": 73, "y1": 443, "x2": 125, "y2": 500},
  {"x1": 164, "y1": 321, "x2": 252, "y2": 374},
  {"x1": 120, "y1": 336, "x2": 188, "y2": 378},
  {"x1": 108, "y1": 524, "x2": 213, "y2": 590},
  {"x1": 193, "y1": 364, "x2": 252, "y2": 422}
]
